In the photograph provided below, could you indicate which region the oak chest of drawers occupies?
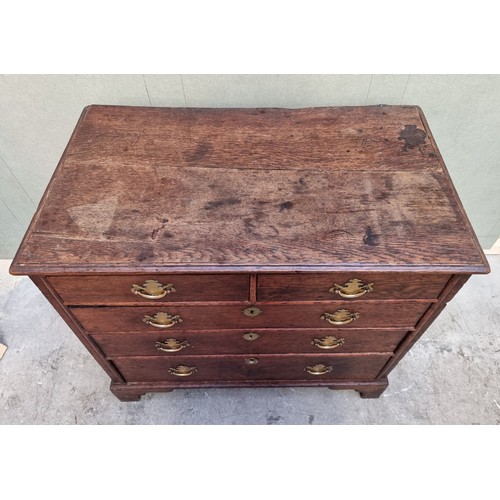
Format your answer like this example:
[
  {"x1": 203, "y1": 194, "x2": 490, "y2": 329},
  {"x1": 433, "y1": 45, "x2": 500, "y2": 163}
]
[{"x1": 10, "y1": 105, "x2": 489, "y2": 401}]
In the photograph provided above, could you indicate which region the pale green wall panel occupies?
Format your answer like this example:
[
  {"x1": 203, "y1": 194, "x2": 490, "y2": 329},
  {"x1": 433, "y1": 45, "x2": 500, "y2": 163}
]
[
  {"x1": 0, "y1": 199, "x2": 24, "y2": 257},
  {"x1": 142, "y1": 75, "x2": 188, "y2": 106},
  {"x1": 483, "y1": 215, "x2": 500, "y2": 248},
  {"x1": 0, "y1": 156, "x2": 36, "y2": 227},
  {"x1": 480, "y1": 235, "x2": 498, "y2": 249},
  {"x1": 402, "y1": 75, "x2": 500, "y2": 245},
  {"x1": 365, "y1": 74, "x2": 409, "y2": 105},
  {"x1": 0, "y1": 75, "x2": 153, "y2": 256},
  {"x1": 0, "y1": 75, "x2": 151, "y2": 204},
  {"x1": 180, "y1": 74, "x2": 372, "y2": 107}
]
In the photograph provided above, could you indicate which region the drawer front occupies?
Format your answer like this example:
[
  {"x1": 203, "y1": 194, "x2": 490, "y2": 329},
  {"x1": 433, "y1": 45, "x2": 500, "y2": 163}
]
[
  {"x1": 113, "y1": 354, "x2": 391, "y2": 383},
  {"x1": 48, "y1": 274, "x2": 249, "y2": 304},
  {"x1": 92, "y1": 329, "x2": 408, "y2": 357},
  {"x1": 71, "y1": 301, "x2": 429, "y2": 332},
  {"x1": 257, "y1": 273, "x2": 450, "y2": 301}
]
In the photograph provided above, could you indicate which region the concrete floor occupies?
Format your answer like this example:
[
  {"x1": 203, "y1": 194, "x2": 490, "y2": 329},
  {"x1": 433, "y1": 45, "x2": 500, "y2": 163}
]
[{"x1": 1, "y1": 258, "x2": 499, "y2": 425}]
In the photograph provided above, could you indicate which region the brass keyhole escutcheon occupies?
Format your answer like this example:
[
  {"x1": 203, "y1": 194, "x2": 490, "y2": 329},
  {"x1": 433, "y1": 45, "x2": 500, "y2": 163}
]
[
  {"x1": 245, "y1": 357, "x2": 259, "y2": 365},
  {"x1": 243, "y1": 306, "x2": 262, "y2": 317},
  {"x1": 243, "y1": 332, "x2": 260, "y2": 341}
]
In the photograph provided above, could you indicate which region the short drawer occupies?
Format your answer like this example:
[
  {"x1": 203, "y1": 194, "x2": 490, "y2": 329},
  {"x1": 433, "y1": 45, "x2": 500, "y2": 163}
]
[
  {"x1": 257, "y1": 273, "x2": 450, "y2": 301},
  {"x1": 92, "y1": 329, "x2": 408, "y2": 357},
  {"x1": 113, "y1": 353, "x2": 391, "y2": 383},
  {"x1": 71, "y1": 301, "x2": 430, "y2": 332},
  {"x1": 48, "y1": 274, "x2": 249, "y2": 304}
]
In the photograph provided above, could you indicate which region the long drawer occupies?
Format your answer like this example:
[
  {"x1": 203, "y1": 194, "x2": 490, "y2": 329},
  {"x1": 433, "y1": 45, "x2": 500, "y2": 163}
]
[
  {"x1": 71, "y1": 301, "x2": 431, "y2": 332},
  {"x1": 48, "y1": 274, "x2": 250, "y2": 304},
  {"x1": 257, "y1": 273, "x2": 450, "y2": 301},
  {"x1": 91, "y1": 328, "x2": 408, "y2": 357},
  {"x1": 113, "y1": 353, "x2": 392, "y2": 383}
]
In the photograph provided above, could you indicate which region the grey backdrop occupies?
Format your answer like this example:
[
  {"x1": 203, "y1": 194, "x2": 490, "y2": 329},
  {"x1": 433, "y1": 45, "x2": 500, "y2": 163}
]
[{"x1": 1, "y1": 74, "x2": 499, "y2": 257}]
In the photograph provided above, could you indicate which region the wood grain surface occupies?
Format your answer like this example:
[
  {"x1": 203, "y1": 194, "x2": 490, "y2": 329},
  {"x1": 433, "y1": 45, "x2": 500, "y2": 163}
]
[
  {"x1": 91, "y1": 328, "x2": 409, "y2": 357},
  {"x1": 70, "y1": 301, "x2": 430, "y2": 332},
  {"x1": 48, "y1": 273, "x2": 250, "y2": 304},
  {"x1": 112, "y1": 353, "x2": 392, "y2": 383},
  {"x1": 10, "y1": 105, "x2": 489, "y2": 274},
  {"x1": 257, "y1": 272, "x2": 450, "y2": 301}
]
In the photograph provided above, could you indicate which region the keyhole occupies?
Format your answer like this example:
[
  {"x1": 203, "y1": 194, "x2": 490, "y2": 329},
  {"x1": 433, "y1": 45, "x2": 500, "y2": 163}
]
[
  {"x1": 243, "y1": 306, "x2": 262, "y2": 317},
  {"x1": 243, "y1": 332, "x2": 260, "y2": 341}
]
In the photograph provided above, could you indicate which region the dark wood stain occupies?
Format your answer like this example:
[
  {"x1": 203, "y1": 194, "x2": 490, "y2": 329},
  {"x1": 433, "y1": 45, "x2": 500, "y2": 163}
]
[
  {"x1": 151, "y1": 221, "x2": 167, "y2": 240},
  {"x1": 278, "y1": 201, "x2": 294, "y2": 212},
  {"x1": 363, "y1": 226, "x2": 381, "y2": 246},
  {"x1": 204, "y1": 197, "x2": 241, "y2": 210},
  {"x1": 187, "y1": 142, "x2": 212, "y2": 162},
  {"x1": 137, "y1": 247, "x2": 154, "y2": 262},
  {"x1": 398, "y1": 124, "x2": 427, "y2": 151}
]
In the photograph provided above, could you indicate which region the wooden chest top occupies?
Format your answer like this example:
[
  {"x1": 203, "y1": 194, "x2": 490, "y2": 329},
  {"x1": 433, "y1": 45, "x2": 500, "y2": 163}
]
[{"x1": 10, "y1": 105, "x2": 489, "y2": 274}]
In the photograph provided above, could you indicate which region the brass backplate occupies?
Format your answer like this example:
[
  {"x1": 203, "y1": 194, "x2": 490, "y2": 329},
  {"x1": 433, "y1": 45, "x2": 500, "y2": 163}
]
[
  {"x1": 329, "y1": 278, "x2": 374, "y2": 298},
  {"x1": 131, "y1": 279, "x2": 176, "y2": 298}
]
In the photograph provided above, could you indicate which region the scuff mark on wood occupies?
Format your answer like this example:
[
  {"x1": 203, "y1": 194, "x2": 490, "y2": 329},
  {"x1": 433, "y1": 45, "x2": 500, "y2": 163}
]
[
  {"x1": 204, "y1": 198, "x2": 241, "y2": 210},
  {"x1": 187, "y1": 142, "x2": 212, "y2": 162},
  {"x1": 151, "y1": 218, "x2": 169, "y2": 240},
  {"x1": 328, "y1": 229, "x2": 354, "y2": 237},
  {"x1": 293, "y1": 177, "x2": 309, "y2": 194},
  {"x1": 137, "y1": 247, "x2": 154, "y2": 262},
  {"x1": 67, "y1": 196, "x2": 118, "y2": 236},
  {"x1": 278, "y1": 201, "x2": 294, "y2": 212}
]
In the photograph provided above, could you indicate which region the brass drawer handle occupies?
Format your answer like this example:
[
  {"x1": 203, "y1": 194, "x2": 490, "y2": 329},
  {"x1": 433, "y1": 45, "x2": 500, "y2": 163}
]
[
  {"x1": 245, "y1": 357, "x2": 259, "y2": 365},
  {"x1": 329, "y1": 278, "x2": 373, "y2": 299},
  {"x1": 131, "y1": 279, "x2": 176, "y2": 299},
  {"x1": 155, "y1": 338, "x2": 190, "y2": 352},
  {"x1": 168, "y1": 365, "x2": 198, "y2": 377},
  {"x1": 320, "y1": 309, "x2": 359, "y2": 326},
  {"x1": 312, "y1": 336, "x2": 345, "y2": 350},
  {"x1": 143, "y1": 312, "x2": 183, "y2": 328},
  {"x1": 304, "y1": 364, "x2": 333, "y2": 376}
]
